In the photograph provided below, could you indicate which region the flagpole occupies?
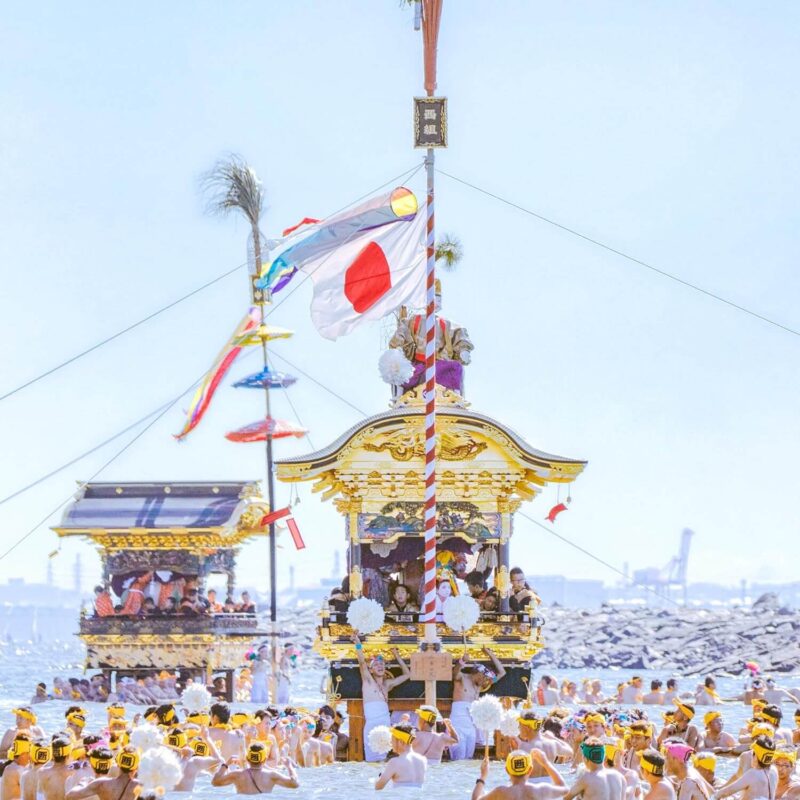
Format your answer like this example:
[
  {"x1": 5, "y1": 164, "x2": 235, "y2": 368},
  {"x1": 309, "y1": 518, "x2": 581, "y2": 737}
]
[
  {"x1": 255, "y1": 302, "x2": 280, "y2": 706},
  {"x1": 420, "y1": 0, "x2": 443, "y2": 709}
]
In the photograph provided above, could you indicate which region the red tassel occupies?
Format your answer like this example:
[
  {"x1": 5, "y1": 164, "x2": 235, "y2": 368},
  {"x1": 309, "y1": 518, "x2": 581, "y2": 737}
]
[
  {"x1": 260, "y1": 507, "x2": 291, "y2": 527},
  {"x1": 546, "y1": 502, "x2": 568, "y2": 523},
  {"x1": 286, "y1": 517, "x2": 305, "y2": 550}
]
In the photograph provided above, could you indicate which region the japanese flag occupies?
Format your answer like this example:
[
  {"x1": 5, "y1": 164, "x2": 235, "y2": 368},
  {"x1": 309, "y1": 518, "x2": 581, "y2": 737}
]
[{"x1": 300, "y1": 211, "x2": 426, "y2": 340}]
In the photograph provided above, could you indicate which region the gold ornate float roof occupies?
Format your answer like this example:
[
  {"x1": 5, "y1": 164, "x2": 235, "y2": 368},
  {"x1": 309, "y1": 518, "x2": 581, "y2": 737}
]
[
  {"x1": 53, "y1": 481, "x2": 269, "y2": 550},
  {"x1": 276, "y1": 400, "x2": 586, "y2": 508}
]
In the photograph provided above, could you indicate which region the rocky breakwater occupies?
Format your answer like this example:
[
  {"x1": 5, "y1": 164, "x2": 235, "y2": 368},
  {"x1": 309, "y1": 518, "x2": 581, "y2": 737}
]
[{"x1": 532, "y1": 596, "x2": 800, "y2": 676}]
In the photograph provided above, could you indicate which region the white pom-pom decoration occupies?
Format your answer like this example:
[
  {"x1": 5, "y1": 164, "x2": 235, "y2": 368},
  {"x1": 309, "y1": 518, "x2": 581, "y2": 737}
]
[
  {"x1": 469, "y1": 695, "x2": 504, "y2": 734},
  {"x1": 378, "y1": 348, "x2": 414, "y2": 386},
  {"x1": 181, "y1": 683, "x2": 212, "y2": 713},
  {"x1": 442, "y1": 595, "x2": 480, "y2": 633},
  {"x1": 499, "y1": 710, "x2": 520, "y2": 737},
  {"x1": 367, "y1": 725, "x2": 394, "y2": 756},
  {"x1": 346, "y1": 597, "x2": 386, "y2": 635},
  {"x1": 129, "y1": 723, "x2": 164, "y2": 753},
  {"x1": 136, "y1": 747, "x2": 183, "y2": 797}
]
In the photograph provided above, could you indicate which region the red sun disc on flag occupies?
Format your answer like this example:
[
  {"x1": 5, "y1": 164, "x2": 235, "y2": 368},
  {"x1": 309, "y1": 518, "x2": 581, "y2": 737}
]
[{"x1": 344, "y1": 241, "x2": 392, "y2": 312}]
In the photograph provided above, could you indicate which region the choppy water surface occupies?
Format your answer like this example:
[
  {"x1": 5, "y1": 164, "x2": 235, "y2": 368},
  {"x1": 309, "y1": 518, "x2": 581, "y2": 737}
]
[{"x1": 0, "y1": 635, "x2": 795, "y2": 798}]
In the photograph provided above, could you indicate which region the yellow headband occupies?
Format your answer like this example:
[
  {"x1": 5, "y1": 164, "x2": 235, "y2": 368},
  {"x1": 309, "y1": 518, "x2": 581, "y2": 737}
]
[
  {"x1": 13, "y1": 708, "x2": 36, "y2": 724},
  {"x1": 752, "y1": 741, "x2": 775, "y2": 766},
  {"x1": 67, "y1": 712, "x2": 86, "y2": 729},
  {"x1": 518, "y1": 717, "x2": 542, "y2": 730},
  {"x1": 693, "y1": 753, "x2": 716, "y2": 771},
  {"x1": 8, "y1": 738, "x2": 31, "y2": 759},
  {"x1": 117, "y1": 750, "x2": 140, "y2": 772},
  {"x1": 31, "y1": 744, "x2": 50, "y2": 764},
  {"x1": 230, "y1": 712, "x2": 251, "y2": 728},
  {"x1": 604, "y1": 743, "x2": 618, "y2": 763},
  {"x1": 416, "y1": 707, "x2": 438, "y2": 725},
  {"x1": 774, "y1": 750, "x2": 797, "y2": 765},
  {"x1": 89, "y1": 753, "x2": 113, "y2": 772},
  {"x1": 191, "y1": 739, "x2": 210, "y2": 757},
  {"x1": 246, "y1": 745, "x2": 267, "y2": 765},
  {"x1": 641, "y1": 755, "x2": 665, "y2": 777},
  {"x1": 584, "y1": 713, "x2": 606, "y2": 725},
  {"x1": 390, "y1": 727, "x2": 415, "y2": 745},
  {"x1": 704, "y1": 711, "x2": 721, "y2": 727},
  {"x1": 751, "y1": 724, "x2": 775, "y2": 738},
  {"x1": 674, "y1": 699, "x2": 695, "y2": 720},
  {"x1": 107, "y1": 705, "x2": 126, "y2": 718},
  {"x1": 167, "y1": 730, "x2": 187, "y2": 749},
  {"x1": 52, "y1": 740, "x2": 72, "y2": 760},
  {"x1": 187, "y1": 712, "x2": 210, "y2": 726},
  {"x1": 506, "y1": 751, "x2": 532, "y2": 776},
  {"x1": 71, "y1": 746, "x2": 86, "y2": 761}
]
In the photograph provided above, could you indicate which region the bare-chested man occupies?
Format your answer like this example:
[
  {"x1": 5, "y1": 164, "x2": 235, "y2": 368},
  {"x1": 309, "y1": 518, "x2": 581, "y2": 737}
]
[
  {"x1": 173, "y1": 737, "x2": 222, "y2": 791},
  {"x1": 660, "y1": 702, "x2": 700, "y2": 750},
  {"x1": 472, "y1": 749, "x2": 568, "y2": 800},
  {"x1": 411, "y1": 705, "x2": 458, "y2": 763},
  {"x1": 0, "y1": 708, "x2": 45, "y2": 753},
  {"x1": 604, "y1": 742, "x2": 640, "y2": 800},
  {"x1": 208, "y1": 702, "x2": 247, "y2": 762},
  {"x1": 762, "y1": 705, "x2": 794, "y2": 747},
  {"x1": 716, "y1": 735, "x2": 777, "y2": 800},
  {"x1": 65, "y1": 746, "x2": 139, "y2": 800},
  {"x1": 451, "y1": 647, "x2": 506, "y2": 761},
  {"x1": 38, "y1": 737, "x2": 76, "y2": 800},
  {"x1": 64, "y1": 746, "x2": 114, "y2": 800},
  {"x1": 691, "y1": 753, "x2": 717, "y2": 790},
  {"x1": 774, "y1": 749, "x2": 800, "y2": 800},
  {"x1": 375, "y1": 724, "x2": 427, "y2": 790},
  {"x1": 621, "y1": 721, "x2": 652, "y2": 773},
  {"x1": 514, "y1": 713, "x2": 571, "y2": 771},
  {"x1": 21, "y1": 740, "x2": 51, "y2": 800},
  {"x1": 702, "y1": 713, "x2": 736, "y2": 751},
  {"x1": 2, "y1": 732, "x2": 32, "y2": 800},
  {"x1": 640, "y1": 749, "x2": 675, "y2": 800},
  {"x1": 663, "y1": 741, "x2": 709, "y2": 800},
  {"x1": 351, "y1": 633, "x2": 410, "y2": 762},
  {"x1": 211, "y1": 741, "x2": 299, "y2": 794},
  {"x1": 564, "y1": 739, "x2": 626, "y2": 800}
]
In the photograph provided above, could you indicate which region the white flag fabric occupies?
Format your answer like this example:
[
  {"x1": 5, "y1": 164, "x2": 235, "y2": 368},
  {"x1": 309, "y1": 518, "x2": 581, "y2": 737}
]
[{"x1": 300, "y1": 210, "x2": 426, "y2": 340}]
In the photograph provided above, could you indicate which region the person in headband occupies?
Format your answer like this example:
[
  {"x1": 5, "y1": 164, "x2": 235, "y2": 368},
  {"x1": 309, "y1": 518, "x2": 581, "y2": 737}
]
[
  {"x1": 116, "y1": 745, "x2": 140, "y2": 773},
  {"x1": 2, "y1": 733, "x2": 32, "y2": 797},
  {"x1": 166, "y1": 728, "x2": 187, "y2": 749},
  {"x1": 640, "y1": 748, "x2": 666, "y2": 777},
  {"x1": 30, "y1": 742, "x2": 50, "y2": 765},
  {"x1": 581, "y1": 740, "x2": 606, "y2": 765},
  {"x1": 474, "y1": 747, "x2": 565, "y2": 800},
  {"x1": 107, "y1": 703, "x2": 126, "y2": 719},
  {"x1": 411, "y1": 707, "x2": 457, "y2": 764},
  {"x1": 506, "y1": 750, "x2": 533, "y2": 776},
  {"x1": 703, "y1": 710, "x2": 736, "y2": 750},
  {"x1": 692, "y1": 752, "x2": 717, "y2": 787},
  {"x1": 716, "y1": 736, "x2": 778, "y2": 800},
  {"x1": 374, "y1": 724, "x2": 426, "y2": 791},
  {"x1": 88, "y1": 746, "x2": 114, "y2": 775},
  {"x1": 211, "y1": 740, "x2": 299, "y2": 793},
  {"x1": 773, "y1": 749, "x2": 799, "y2": 800}
]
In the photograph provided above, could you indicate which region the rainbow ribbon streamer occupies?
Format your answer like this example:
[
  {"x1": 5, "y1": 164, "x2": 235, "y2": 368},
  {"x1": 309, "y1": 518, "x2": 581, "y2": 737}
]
[{"x1": 174, "y1": 308, "x2": 260, "y2": 440}]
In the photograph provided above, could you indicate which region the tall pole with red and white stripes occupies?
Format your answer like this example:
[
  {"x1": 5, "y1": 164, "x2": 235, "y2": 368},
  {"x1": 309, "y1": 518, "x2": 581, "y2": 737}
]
[{"x1": 420, "y1": 0, "x2": 443, "y2": 707}]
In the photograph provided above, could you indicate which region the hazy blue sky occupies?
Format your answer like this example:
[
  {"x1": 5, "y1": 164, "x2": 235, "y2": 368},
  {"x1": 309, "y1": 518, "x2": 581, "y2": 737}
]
[{"x1": 1, "y1": 2, "x2": 798, "y2": 598}]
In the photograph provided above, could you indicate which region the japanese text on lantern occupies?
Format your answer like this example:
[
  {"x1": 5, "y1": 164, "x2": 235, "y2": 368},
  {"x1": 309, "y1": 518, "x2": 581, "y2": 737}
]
[{"x1": 414, "y1": 97, "x2": 448, "y2": 148}]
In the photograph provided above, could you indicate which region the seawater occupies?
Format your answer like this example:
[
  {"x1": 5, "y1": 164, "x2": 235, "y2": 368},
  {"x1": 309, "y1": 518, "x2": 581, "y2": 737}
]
[{"x1": 0, "y1": 635, "x2": 793, "y2": 798}]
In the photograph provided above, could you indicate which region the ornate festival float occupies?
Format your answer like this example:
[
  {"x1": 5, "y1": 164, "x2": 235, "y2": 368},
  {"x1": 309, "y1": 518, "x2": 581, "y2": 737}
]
[
  {"x1": 276, "y1": 296, "x2": 586, "y2": 758},
  {"x1": 52, "y1": 480, "x2": 271, "y2": 698}
]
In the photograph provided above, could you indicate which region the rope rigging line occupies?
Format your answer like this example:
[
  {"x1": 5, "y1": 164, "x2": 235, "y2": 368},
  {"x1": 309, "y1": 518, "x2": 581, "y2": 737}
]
[
  {"x1": 0, "y1": 161, "x2": 425, "y2": 407},
  {"x1": 0, "y1": 372, "x2": 207, "y2": 563},
  {"x1": 516, "y1": 510, "x2": 682, "y2": 607},
  {"x1": 436, "y1": 168, "x2": 800, "y2": 340},
  {"x1": 0, "y1": 262, "x2": 247, "y2": 403}
]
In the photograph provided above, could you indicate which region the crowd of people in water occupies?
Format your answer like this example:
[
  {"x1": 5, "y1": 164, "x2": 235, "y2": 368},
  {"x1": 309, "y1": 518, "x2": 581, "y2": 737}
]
[{"x1": 6, "y1": 666, "x2": 800, "y2": 797}]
